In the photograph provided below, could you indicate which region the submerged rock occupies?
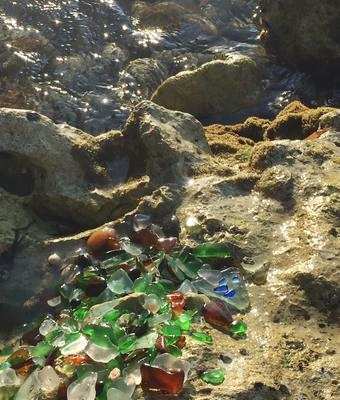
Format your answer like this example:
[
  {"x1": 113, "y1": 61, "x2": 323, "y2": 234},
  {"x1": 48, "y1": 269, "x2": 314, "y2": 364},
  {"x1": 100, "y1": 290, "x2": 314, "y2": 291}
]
[
  {"x1": 257, "y1": 0, "x2": 340, "y2": 74},
  {"x1": 151, "y1": 55, "x2": 261, "y2": 119}
]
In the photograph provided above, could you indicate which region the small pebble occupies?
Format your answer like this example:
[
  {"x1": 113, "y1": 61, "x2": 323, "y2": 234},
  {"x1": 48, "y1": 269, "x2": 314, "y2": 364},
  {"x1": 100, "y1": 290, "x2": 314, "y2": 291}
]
[
  {"x1": 219, "y1": 353, "x2": 233, "y2": 364},
  {"x1": 47, "y1": 296, "x2": 62, "y2": 307},
  {"x1": 108, "y1": 367, "x2": 121, "y2": 381},
  {"x1": 239, "y1": 348, "x2": 249, "y2": 356},
  {"x1": 48, "y1": 253, "x2": 62, "y2": 267}
]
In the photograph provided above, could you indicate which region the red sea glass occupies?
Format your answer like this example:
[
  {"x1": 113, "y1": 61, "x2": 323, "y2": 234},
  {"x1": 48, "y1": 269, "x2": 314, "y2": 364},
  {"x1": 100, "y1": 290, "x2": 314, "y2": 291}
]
[
  {"x1": 141, "y1": 364, "x2": 185, "y2": 394},
  {"x1": 203, "y1": 299, "x2": 233, "y2": 333},
  {"x1": 167, "y1": 291, "x2": 186, "y2": 316}
]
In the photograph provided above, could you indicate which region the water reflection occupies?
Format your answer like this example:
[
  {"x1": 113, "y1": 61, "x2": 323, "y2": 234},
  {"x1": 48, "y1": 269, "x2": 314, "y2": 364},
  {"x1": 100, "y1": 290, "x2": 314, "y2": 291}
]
[{"x1": 0, "y1": 1, "x2": 338, "y2": 134}]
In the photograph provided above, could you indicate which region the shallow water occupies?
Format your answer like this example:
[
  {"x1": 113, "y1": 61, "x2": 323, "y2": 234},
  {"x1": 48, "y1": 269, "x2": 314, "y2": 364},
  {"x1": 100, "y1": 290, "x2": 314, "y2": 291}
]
[{"x1": 0, "y1": 0, "x2": 339, "y2": 134}]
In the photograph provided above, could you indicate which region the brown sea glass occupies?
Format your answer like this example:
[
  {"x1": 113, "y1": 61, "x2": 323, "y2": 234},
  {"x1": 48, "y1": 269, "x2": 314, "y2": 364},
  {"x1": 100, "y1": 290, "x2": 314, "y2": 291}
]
[
  {"x1": 202, "y1": 299, "x2": 233, "y2": 333},
  {"x1": 86, "y1": 228, "x2": 120, "y2": 256},
  {"x1": 141, "y1": 364, "x2": 185, "y2": 394},
  {"x1": 7, "y1": 348, "x2": 34, "y2": 377},
  {"x1": 156, "y1": 237, "x2": 178, "y2": 253}
]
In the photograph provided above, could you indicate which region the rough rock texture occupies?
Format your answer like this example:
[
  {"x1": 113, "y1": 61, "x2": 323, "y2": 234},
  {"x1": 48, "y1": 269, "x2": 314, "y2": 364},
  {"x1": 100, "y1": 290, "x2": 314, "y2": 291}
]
[
  {"x1": 0, "y1": 108, "x2": 152, "y2": 232},
  {"x1": 264, "y1": 101, "x2": 337, "y2": 140},
  {"x1": 0, "y1": 101, "x2": 211, "y2": 327},
  {"x1": 131, "y1": 0, "x2": 217, "y2": 36},
  {"x1": 1, "y1": 102, "x2": 340, "y2": 399},
  {"x1": 258, "y1": 0, "x2": 340, "y2": 73},
  {"x1": 123, "y1": 100, "x2": 211, "y2": 184},
  {"x1": 151, "y1": 55, "x2": 261, "y2": 119},
  {"x1": 175, "y1": 132, "x2": 340, "y2": 400},
  {"x1": 205, "y1": 102, "x2": 337, "y2": 144},
  {"x1": 121, "y1": 58, "x2": 169, "y2": 99},
  {"x1": 206, "y1": 116, "x2": 271, "y2": 142}
]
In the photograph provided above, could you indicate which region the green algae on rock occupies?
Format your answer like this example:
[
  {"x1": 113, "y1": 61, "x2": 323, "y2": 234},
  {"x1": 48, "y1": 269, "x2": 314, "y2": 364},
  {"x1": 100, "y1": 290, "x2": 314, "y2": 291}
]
[{"x1": 151, "y1": 55, "x2": 261, "y2": 119}]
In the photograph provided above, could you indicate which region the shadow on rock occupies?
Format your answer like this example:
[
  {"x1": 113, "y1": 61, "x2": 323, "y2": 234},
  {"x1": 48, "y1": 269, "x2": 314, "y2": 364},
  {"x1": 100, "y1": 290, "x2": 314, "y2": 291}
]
[{"x1": 293, "y1": 273, "x2": 340, "y2": 324}]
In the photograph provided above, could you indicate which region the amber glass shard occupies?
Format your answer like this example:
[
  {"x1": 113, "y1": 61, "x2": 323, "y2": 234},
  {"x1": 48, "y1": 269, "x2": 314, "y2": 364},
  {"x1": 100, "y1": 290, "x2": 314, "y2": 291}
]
[
  {"x1": 202, "y1": 299, "x2": 233, "y2": 333},
  {"x1": 141, "y1": 364, "x2": 185, "y2": 394}
]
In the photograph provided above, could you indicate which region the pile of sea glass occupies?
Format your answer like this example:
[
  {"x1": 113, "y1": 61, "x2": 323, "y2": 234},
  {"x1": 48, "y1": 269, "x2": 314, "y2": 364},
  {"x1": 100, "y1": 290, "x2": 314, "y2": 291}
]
[{"x1": 0, "y1": 214, "x2": 250, "y2": 399}]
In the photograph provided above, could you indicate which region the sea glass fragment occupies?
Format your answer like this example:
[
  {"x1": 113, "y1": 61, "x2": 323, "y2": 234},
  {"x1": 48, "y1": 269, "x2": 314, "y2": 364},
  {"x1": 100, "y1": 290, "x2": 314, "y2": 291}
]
[
  {"x1": 178, "y1": 279, "x2": 197, "y2": 294},
  {"x1": 133, "y1": 214, "x2": 151, "y2": 232},
  {"x1": 156, "y1": 237, "x2": 178, "y2": 253},
  {"x1": 118, "y1": 335, "x2": 136, "y2": 354},
  {"x1": 30, "y1": 342, "x2": 52, "y2": 358},
  {"x1": 103, "y1": 309, "x2": 123, "y2": 323},
  {"x1": 143, "y1": 294, "x2": 161, "y2": 314},
  {"x1": 148, "y1": 311, "x2": 172, "y2": 328},
  {"x1": 60, "y1": 333, "x2": 88, "y2": 356},
  {"x1": 166, "y1": 345, "x2": 182, "y2": 357},
  {"x1": 197, "y1": 269, "x2": 222, "y2": 286},
  {"x1": 134, "y1": 228, "x2": 159, "y2": 248},
  {"x1": 22, "y1": 326, "x2": 42, "y2": 346},
  {"x1": 85, "y1": 340, "x2": 119, "y2": 363},
  {"x1": 229, "y1": 320, "x2": 247, "y2": 336},
  {"x1": 47, "y1": 296, "x2": 61, "y2": 307},
  {"x1": 107, "y1": 377, "x2": 136, "y2": 400},
  {"x1": 39, "y1": 318, "x2": 58, "y2": 336},
  {"x1": 225, "y1": 289, "x2": 236, "y2": 298},
  {"x1": 107, "y1": 269, "x2": 133, "y2": 295},
  {"x1": 79, "y1": 275, "x2": 107, "y2": 298},
  {"x1": 7, "y1": 348, "x2": 33, "y2": 373},
  {"x1": 34, "y1": 366, "x2": 61, "y2": 394},
  {"x1": 67, "y1": 372, "x2": 97, "y2": 400},
  {"x1": 134, "y1": 332, "x2": 158, "y2": 350},
  {"x1": 100, "y1": 252, "x2": 135, "y2": 275},
  {"x1": 107, "y1": 387, "x2": 132, "y2": 400},
  {"x1": 73, "y1": 306, "x2": 89, "y2": 321},
  {"x1": 191, "y1": 332, "x2": 213, "y2": 344},
  {"x1": 184, "y1": 216, "x2": 202, "y2": 235},
  {"x1": 87, "y1": 228, "x2": 119, "y2": 256},
  {"x1": 84, "y1": 299, "x2": 120, "y2": 323},
  {"x1": 167, "y1": 291, "x2": 186, "y2": 315},
  {"x1": 174, "y1": 312, "x2": 193, "y2": 331},
  {"x1": 164, "y1": 256, "x2": 186, "y2": 281},
  {"x1": 120, "y1": 238, "x2": 143, "y2": 256},
  {"x1": 13, "y1": 372, "x2": 34, "y2": 399},
  {"x1": 203, "y1": 299, "x2": 233, "y2": 333},
  {"x1": 140, "y1": 364, "x2": 184, "y2": 394},
  {"x1": 201, "y1": 369, "x2": 225, "y2": 385},
  {"x1": 153, "y1": 353, "x2": 191, "y2": 382},
  {"x1": 0, "y1": 368, "x2": 20, "y2": 387},
  {"x1": 193, "y1": 268, "x2": 250, "y2": 313},
  {"x1": 193, "y1": 243, "x2": 230, "y2": 258},
  {"x1": 162, "y1": 323, "x2": 182, "y2": 338}
]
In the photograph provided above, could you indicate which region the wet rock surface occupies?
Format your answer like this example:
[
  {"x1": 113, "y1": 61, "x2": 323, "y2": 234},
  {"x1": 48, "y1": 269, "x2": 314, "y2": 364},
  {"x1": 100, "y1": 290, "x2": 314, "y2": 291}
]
[
  {"x1": 151, "y1": 55, "x2": 261, "y2": 119},
  {"x1": 0, "y1": 101, "x2": 339, "y2": 399},
  {"x1": 257, "y1": 0, "x2": 340, "y2": 74}
]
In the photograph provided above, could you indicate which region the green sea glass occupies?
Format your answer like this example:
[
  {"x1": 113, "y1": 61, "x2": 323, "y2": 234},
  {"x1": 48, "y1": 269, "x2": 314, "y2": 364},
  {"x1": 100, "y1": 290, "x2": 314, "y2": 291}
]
[
  {"x1": 193, "y1": 243, "x2": 230, "y2": 258},
  {"x1": 229, "y1": 320, "x2": 247, "y2": 336},
  {"x1": 162, "y1": 323, "x2": 182, "y2": 338},
  {"x1": 191, "y1": 332, "x2": 213, "y2": 344},
  {"x1": 201, "y1": 369, "x2": 225, "y2": 385}
]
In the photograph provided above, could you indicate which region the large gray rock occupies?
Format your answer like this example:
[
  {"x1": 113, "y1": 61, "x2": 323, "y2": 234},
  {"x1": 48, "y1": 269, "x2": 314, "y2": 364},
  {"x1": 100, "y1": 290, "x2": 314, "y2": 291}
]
[
  {"x1": 151, "y1": 55, "x2": 261, "y2": 119},
  {"x1": 258, "y1": 0, "x2": 340, "y2": 73},
  {"x1": 175, "y1": 132, "x2": 340, "y2": 399},
  {"x1": 123, "y1": 100, "x2": 211, "y2": 184},
  {"x1": 0, "y1": 108, "x2": 151, "y2": 246}
]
